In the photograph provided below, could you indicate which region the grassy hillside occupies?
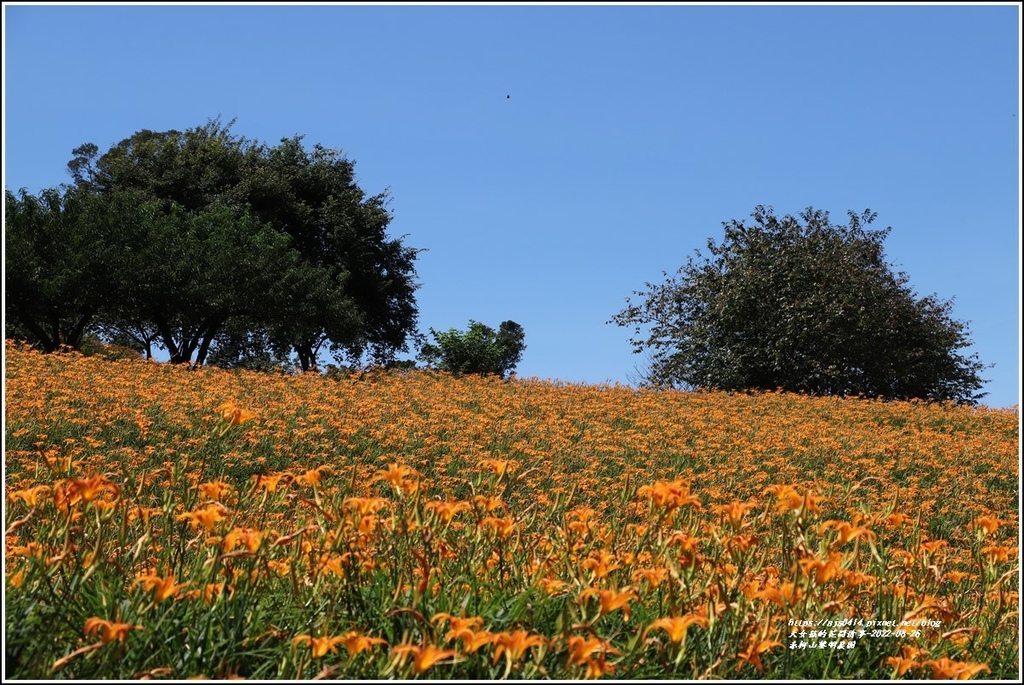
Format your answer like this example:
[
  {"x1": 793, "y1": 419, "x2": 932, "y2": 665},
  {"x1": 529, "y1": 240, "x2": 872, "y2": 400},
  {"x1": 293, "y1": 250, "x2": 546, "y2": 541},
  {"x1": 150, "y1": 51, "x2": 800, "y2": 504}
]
[{"x1": 4, "y1": 339, "x2": 1019, "y2": 679}]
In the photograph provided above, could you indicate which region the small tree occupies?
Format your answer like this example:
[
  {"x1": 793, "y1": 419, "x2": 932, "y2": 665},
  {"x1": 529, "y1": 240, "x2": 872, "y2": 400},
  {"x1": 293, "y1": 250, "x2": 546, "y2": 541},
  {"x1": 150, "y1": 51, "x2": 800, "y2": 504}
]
[
  {"x1": 610, "y1": 205, "x2": 989, "y2": 405},
  {"x1": 418, "y1": 320, "x2": 526, "y2": 378}
]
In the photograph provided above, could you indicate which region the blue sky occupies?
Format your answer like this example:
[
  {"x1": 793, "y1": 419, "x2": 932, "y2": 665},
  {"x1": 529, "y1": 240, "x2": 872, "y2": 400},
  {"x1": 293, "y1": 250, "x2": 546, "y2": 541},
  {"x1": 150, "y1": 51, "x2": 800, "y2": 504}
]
[{"x1": 3, "y1": 2, "x2": 1021, "y2": 409}]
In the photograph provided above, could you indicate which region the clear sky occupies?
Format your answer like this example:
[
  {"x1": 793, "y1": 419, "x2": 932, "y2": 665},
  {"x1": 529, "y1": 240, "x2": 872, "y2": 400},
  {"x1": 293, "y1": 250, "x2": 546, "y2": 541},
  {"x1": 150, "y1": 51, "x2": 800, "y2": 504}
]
[{"x1": 3, "y1": 2, "x2": 1021, "y2": 409}]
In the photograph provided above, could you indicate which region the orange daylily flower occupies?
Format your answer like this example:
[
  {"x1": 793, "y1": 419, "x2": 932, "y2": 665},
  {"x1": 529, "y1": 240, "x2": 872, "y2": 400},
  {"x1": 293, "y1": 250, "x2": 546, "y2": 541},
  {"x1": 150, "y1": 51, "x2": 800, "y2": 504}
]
[
  {"x1": 433, "y1": 614, "x2": 496, "y2": 652},
  {"x1": 646, "y1": 613, "x2": 709, "y2": 644},
  {"x1": 737, "y1": 628, "x2": 783, "y2": 672},
  {"x1": 8, "y1": 485, "x2": 51, "y2": 507},
  {"x1": 7, "y1": 569, "x2": 25, "y2": 588},
  {"x1": 319, "y1": 552, "x2": 353, "y2": 577},
  {"x1": 839, "y1": 567, "x2": 876, "y2": 589},
  {"x1": 919, "y1": 539, "x2": 948, "y2": 557},
  {"x1": 267, "y1": 559, "x2": 291, "y2": 576},
  {"x1": 567, "y1": 635, "x2": 619, "y2": 663},
  {"x1": 566, "y1": 506, "x2": 600, "y2": 525},
  {"x1": 343, "y1": 496, "x2": 389, "y2": 517},
  {"x1": 664, "y1": 530, "x2": 702, "y2": 567},
  {"x1": 133, "y1": 572, "x2": 189, "y2": 603},
  {"x1": 581, "y1": 657, "x2": 616, "y2": 679},
  {"x1": 945, "y1": 571, "x2": 973, "y2": 584},
  {"x1": 480, "y1": 515, "x2": 516, "y2": 538},
  {"x1": 478, "y1": 458, "x2": 513, "y2": 478},
  {"x1": 390, "y1": 643, "x2": 462, "y2": 674},
  {"x1": 457, "y1": 629, "x2": 497, "y2": 654},
  {"x1": 886, "y1": 655, "x2": 922, "y2": 677},
  {"x1": 715, "y1": 500, "x2": 755, "y2": 527},
  {"x1": 473, "y1": 495, "x2": 506, "y2": 513},
  {"x1": 176, "y1": 503, "x2": 229, "y2": 533},
  {"x1": 9, "y1": 542, "x2": 47, "y2": 560},
  {"x1": 220, "y1": 526, "x2": 263, "y2": 552},
  {"x1": 897, "y1": 644, "x2": 930, "y2": 661},
  {"x1": 197, "y1": 481, "x2": 232, "y2": 501},
  {"x1": 293, "y1": 634, "x2": 347, "y2": 659},
  {"x1": 84, "y1": 617, "x2": 143, "y2": 644},
  {"x1": 182, "y1": 581, "x2": 234, "y2": 605},
  {"x1": 217, "y1": 402, "x2": 256, "y2": 427},
  {"x1": 638, "y1": 478, "x2": 702, "y2": 513},
  {"x1": 424, "y1": 498, "x2": 471, "y2": 523},
  {"x1": 980, "y1": 545, "x2": 1014, "y2": 564},
  {"x1": 726, "y1": 533, "x2": 760, "y2": 553},
  {"x1": 971, "y1": 515, "x2": 1002, "y2": 538},
  {"x1": 798, "y1": 551, "x2": 844, "y2": 585},
  {"x1": 755, "y1": 582, "x2": 801, "y2": 609},
  {"x1": 664, "y1": 530, "x2": 701, "y2": 553},
  {"x1": 885, "y1": 511, "x2": 912, "y2": 529},
  {"x1": 923, "y1": 657, "x2": 991, "y2": 680},
  {"x1": 253, "y1": 472, "x2": 290, "y2": 493},
  {"x1": 491, "y1": 629, "x2": 547, "y2": 666},
  {"x1": 295, "y1": 465, "x2": 333, "y2": 488},
  {"x1": 336, "y1": 631, "x2": 388, "y2": 658},
  {"x1": 632, "y1": 566, "x2": 669, "y2": 589},
  {"x1": 57, "y1": 475, "x2": 119, "y2": 506},
  {"x1": 579, "y1": 586, "x2": 637, "y2": 622},
  {"x1": 126, "y1": 505, "x2": 161, "y2": 525},
  {"x1": 91, "y1": 499, "x2": 117, "y2": 515},
  {"x1": 202, "y1": 582, "x2": 234, "y2": 605},
  {"x1": 581, "y1": 549, "x2": 622, "y2": 579},
  {"x1": 433, "y1": 613, "x2": 483, "y2": 633},
  {"x1": 538, "y1": 576, "x2": 571, "y2": 596},
  {"x1": 764, "y1": 484, "x2": 820, "y2": 515},
  {"x1": 626, "y1": 522, "x2": 649, "y2": 537},
  {"x1": 567, "y1": 635, "x2": 619, "y2": 678},
  {"x1": 372, "y1": 463, "x2": 421, "y2": 495},
  {"x1": 821, "y1": 518, "x2": 875, "y2": 546}
]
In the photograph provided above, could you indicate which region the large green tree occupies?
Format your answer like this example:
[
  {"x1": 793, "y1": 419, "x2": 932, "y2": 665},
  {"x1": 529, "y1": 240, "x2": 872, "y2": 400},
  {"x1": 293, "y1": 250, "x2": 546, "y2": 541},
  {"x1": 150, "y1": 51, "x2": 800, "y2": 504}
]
[
  {"x1": 231, "y1": 135, "x2": 418, "y2": 368},
  {"x1": 63, "y1": 118, "x2": 420, "y2": 370},
  {"x1": 610, "y1": 205, "x2": 989, "y2": 404}
]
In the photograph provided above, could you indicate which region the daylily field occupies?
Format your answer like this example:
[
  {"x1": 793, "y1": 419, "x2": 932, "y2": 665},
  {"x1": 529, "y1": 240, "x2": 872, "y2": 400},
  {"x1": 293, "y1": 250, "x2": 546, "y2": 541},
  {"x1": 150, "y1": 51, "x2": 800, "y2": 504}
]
[{"x1": 3, "y1": 339, "x2": 1019, "y2": 679}]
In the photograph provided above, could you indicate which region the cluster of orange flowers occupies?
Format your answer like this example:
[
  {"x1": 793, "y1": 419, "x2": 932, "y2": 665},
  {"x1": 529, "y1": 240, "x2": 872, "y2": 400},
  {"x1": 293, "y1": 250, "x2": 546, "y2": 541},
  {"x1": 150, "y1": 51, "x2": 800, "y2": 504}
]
[{"x1": 3, "y1": 340, "x2": 1018, "y2": 679}]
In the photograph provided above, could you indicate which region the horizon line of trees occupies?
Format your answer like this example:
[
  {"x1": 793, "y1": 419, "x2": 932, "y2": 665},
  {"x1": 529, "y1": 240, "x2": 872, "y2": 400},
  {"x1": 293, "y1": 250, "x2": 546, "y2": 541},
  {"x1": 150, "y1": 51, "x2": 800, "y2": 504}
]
[{"x1": 5, "y1": 118, "x2": 990, "y2": 402}]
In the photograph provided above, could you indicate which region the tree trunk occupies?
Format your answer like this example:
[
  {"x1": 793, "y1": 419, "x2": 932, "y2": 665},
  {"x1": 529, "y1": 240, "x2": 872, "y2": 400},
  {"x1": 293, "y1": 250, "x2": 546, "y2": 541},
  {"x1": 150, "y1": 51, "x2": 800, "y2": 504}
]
[
  {"x1": 194, "y1": 316, "x2": 227, "y2": 366},
  {"x1": 153, "y1": 315, "x2": 186, "y2": 364},
  {"x1": 18, "y1": 314, "x2": 59, "y2": 352}
]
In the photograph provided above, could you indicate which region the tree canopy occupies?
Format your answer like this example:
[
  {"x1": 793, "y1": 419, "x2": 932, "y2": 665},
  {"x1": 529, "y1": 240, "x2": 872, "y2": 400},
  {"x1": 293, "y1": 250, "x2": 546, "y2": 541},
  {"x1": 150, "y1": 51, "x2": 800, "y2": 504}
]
[
  {"x1": 4, "y1": 185, "x2": 120, "y2": 352},
  {"x1": 418, "y1": 320, "x2": 526, "y2": 379},
  {"x1": 610, "y1": 205, "x2": 988, "y2": 405},
  {"x1": 6, "y1": 118, "x2": 421, "y2": 371}
]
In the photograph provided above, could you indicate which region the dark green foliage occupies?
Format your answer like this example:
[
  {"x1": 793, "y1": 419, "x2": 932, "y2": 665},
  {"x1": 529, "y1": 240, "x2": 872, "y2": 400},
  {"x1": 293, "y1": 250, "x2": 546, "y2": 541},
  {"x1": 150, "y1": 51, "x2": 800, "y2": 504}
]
[
  {"x1": 204, "y1": 326, "x2": 294, "y2": 373},
  {"x1": 610, "y1": 205, "x2": 989, "y2": 405},
  {"x1": 119, "y1": 198, "x2": 298, "y2": 366},
  {"x1": 7, "y1": 117, "x2": 420, "y2": 371},
  {"x1": 419, "y1": 320, "x2": 526, "y2": 379},
  {"x1": 4, "y1": 186, "x2": 124, "y2": 351}
]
